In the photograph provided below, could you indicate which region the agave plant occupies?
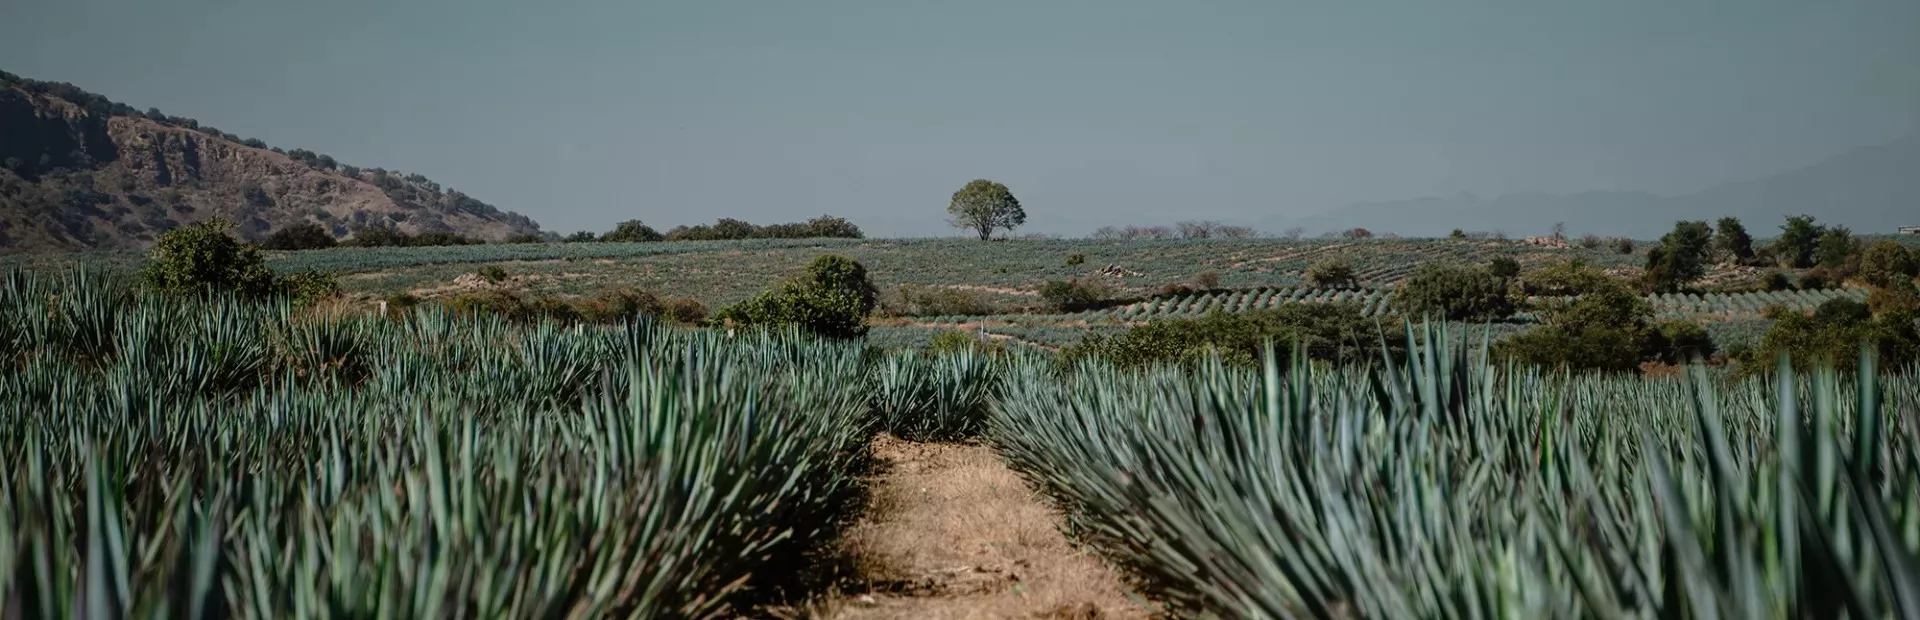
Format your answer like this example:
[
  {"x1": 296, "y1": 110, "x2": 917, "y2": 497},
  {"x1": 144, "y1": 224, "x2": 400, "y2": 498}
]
[
  {"x1": 869, "y1": 348, "x2": 1002, "y2": 440},
  {"x1": 990, "y1": 321, "x2": 1920, "y2": 619},
  {"x1": 0, "y1": 269, "x2": 875, "y2": 618}
]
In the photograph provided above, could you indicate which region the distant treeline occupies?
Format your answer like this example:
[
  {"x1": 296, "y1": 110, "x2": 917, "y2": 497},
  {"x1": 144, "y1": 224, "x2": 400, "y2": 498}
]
[
  {"x1": 1091, "y1": 220, "x2": 1259, "y2": 240},
  {"x1": 571, "y1": 215, "x2": 864, "y2": 243},
  {"x1": 261, "y1": 214, "x2": 865, "y2": 251}
]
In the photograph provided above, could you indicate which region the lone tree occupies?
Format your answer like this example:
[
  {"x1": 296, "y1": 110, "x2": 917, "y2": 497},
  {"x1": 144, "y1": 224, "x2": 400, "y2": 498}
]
[
  {"x1": 262, "y1": 222, "x2": 338, "y2": 251},
  {"x1": 1713, "y1": 217, "x2": 1755, "y2": 264},
  {"x1": 601, "y1": 220, "x2": 665, "y2": 243},
  {"x1": 1772, "y1": 215, "x2": 1823, "y2": 268},
  {"x1": 1644, "y1": 220, "x2": 1713, "y2": 293},
  {"x1": 947, "y1": 179, "x2": 1025, "y2": 240}
]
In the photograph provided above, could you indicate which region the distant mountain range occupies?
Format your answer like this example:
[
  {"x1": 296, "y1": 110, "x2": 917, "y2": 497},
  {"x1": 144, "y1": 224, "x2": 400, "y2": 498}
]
[
  {"x1": 1259, "y1": 134, "x2": 1920, "y2": 239},
  {"x1": 0, "y1": 69, "x2": 543, "y2": 253}
]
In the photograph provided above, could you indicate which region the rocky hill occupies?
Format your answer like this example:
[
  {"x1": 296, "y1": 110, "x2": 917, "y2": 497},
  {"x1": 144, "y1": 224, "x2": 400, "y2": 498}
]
[{"x1": 0, "y1": 69, "x2": 543, "y2": 253}]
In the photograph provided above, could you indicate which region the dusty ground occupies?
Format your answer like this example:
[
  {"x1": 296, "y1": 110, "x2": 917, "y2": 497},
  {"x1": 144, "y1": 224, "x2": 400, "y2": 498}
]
[{"x1": 782, "y1": 435, "x2": 1153, "y2": 620}]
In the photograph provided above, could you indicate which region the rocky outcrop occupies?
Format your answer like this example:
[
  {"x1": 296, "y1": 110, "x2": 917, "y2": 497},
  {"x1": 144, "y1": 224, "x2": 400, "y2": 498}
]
[{"x1": 0, "y1": 72, "x2": 543, "y2": 252}]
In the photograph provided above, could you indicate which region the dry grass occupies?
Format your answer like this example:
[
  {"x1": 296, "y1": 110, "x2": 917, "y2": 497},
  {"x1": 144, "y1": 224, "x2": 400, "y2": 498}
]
[{"x1": 784, "y1": 435, "x2": 1153, "y2": 620}]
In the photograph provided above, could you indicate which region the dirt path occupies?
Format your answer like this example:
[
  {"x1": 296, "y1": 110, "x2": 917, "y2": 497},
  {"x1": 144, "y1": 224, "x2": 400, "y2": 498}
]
[{"x1": 793, "y1": 435, "x2": 1153, "y2": 619}]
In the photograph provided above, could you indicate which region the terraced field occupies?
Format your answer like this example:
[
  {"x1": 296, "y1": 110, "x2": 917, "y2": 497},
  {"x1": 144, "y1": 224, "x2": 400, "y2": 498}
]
[
  {"x1": 9, "y1": 235, "x2": 1843, "y2": 353},
  {"x1": 290, "y1": 237, "x2": 1642, "y2": 306},
  {"x1": 1075, "y1": 285, "x2": 1868, "y2": 322}
]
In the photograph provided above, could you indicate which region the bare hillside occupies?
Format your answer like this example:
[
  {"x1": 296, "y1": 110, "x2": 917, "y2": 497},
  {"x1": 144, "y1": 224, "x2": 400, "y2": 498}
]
[{"x1": 0, "y1": 70, "x2": 542, "y2": 252}]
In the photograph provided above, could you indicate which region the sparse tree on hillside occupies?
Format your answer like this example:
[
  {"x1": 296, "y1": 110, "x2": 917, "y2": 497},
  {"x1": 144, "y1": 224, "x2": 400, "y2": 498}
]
[
  {"x1": 1216, "y1": 225, "x2": 1257, "y2": 239},
  {"x1": 1341, "y1": 228, "x2": 1374, "y2": 240},
  {"x1": 712, "y1": 218, "x2": 760, "y2": 240},
  {"x1": 1772, "y1": 215, "x2": 1823, "y2": 268},
  {"x1": 1177, "y1": 220, "x2": 1219, "y2": 239},
  {"x1": 601, "y1": 220, "x2": 665, "y2": 243},
  {"x1": 1859, "y1": 241, "x2": 1918, "y2": 289},
  {"x1": 1282, "y1": 227, "x2": 1305, "y2": 241},
  {"x1": 1815, "y1": 226, "x2": 1860, "y2": 272},
  {"x1": 947, "y1": 179, "x2": 1026, "y2": 240},
  {"x1": 346, "y1": 225, "x2": 409, "y2": 248},
  {"x1": 802, "y1": 215, "x2": 864, "y2": 239},
  {"x1": 1305, "y1": 258, "x2": 1357, "y2": 288},
  {"x1": 1395, "y1": 264, "x2": 1516, "y2": 322},
  {"x1": 263, "y1": 222, "x2": 337, "y2": 251},
  {"x1": 1713, "y1": 217, "x2": 1755, "y2": 263},
  {"x1": 564, "y1": 231, "x2": 598, "y2": 243},
  {"x1": 1644, "y1": 220, "x2": 1713, "y2": 292},
  {"x1": 1489, "y1": 256, "x2": 1521, "y2": 279},
  {"x1": 1550, "y1": 222, "x2": 1566, "y2": 240}
]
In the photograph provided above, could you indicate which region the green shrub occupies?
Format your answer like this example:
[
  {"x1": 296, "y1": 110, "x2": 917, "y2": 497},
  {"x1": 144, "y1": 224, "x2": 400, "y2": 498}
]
[
  {"x1": 1647, "y1": 320, "x2": 1716, "y2": 364},
  {"x1": 1066, "y1": 253, "x2": 1086, "y2": 266},
  {"x1": 1488, "y1": 256, "x2": 1521, "y2": 279},
  {"x1": 262, "y1": 222, "x2": 338, "y2": 251},
  {"x1": 1497, "y1": 324, "x2": 1646, "y2": 373},
  {"x1": 574, "y1": 286, "x2": 664, "y2": 324},
  {"x1": 1609, "y1": 237, "x2": 1635, "y2": 254},
  {"x1": 1798, "y1": 270, "x2": 1832, "y2": 291},
  {"x1": 1815, "y1": 226, "x2": 1860, "y2": 273},
  {"x1": 1759, "y1": 271, "x2": 1792, "y2": 292},
  {"x1": 477, "y1": 265, "x2": 509, "y2": 283},
  {"x1": 716, "y1": 254, "x2": 879, "y2": 339},
  {"x1": 1304, "y1": 258, "x2": 1355, "y2": 288},
  {"x1": 662, "y1": 298, "x2": 708, "y2": 325},
  {"x1": 279, "y1": 271, "x2": 340, "y2": 305},
  {"x1": 1858, "y1": 241, "x2": 1917, "y2": 289},
  {"x1": 140, "y1": 218, "x2": 282, "y2": 297},
  {"x1": 1393, "y1": 264, "x2": 1515, "y2": 322},
  {"x1": 1039, "y1": 278, "x2": 1112, "y2": 312},
  {"x1": 601, "y1": 220, "x2": 665, "y2": 243},
  {"x1": 1514, "y1": 259, "x2": 1619, "y2": 297},
  {"x1": 1498, "y1": 278, "x2": 1660, "y2": 373},
  {"x1": 1192, "y1": 270, "x2": 1221, "y2": 290},
  {"x1": 1739, "y1": 297, "x2": 1920, "y2": 372}
]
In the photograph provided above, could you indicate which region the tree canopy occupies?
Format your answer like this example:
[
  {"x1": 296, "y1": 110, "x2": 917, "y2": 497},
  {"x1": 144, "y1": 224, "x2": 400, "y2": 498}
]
[
  {"x1": 947, "y1": 179, "x2": 1026, "y2": 240},
  {"x1": 1644, "y1": 220, "x2": 1713, "y2": 292},
  {"x1": 1714, "y1": 217, "x2": 1755, "y2": 263},
  {"x1": 601, "y1": 220, "x2": 665, "y2": 243},
  {"x1": 1772, "y1": 215, "x2": 1823, "y2": 268},
  {"x1": 262, "y1": 222, "x2": 338, "y2": 251}
]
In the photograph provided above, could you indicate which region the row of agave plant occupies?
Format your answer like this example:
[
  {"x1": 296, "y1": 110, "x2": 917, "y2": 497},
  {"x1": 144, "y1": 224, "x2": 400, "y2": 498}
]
[
  {"x1": 0, "y1": 268, "x2": 908, "y2": 618},
  {"x1": 17, "y1": 263, "x2": 1920, "y2": 618},
  {"x1": 990, "y1": 323, "x2": 1920, "y2": 618}
]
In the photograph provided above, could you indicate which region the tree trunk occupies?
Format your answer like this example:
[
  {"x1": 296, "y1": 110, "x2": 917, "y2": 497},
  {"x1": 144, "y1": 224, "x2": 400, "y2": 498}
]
[{"x1": 977, "y1": 227, "x2": 992, "y2": 241}]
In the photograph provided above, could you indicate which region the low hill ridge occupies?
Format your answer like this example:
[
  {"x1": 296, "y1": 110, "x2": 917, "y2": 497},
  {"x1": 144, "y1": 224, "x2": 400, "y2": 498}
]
[{"x1": 0, "y1": 69, "x2": 543, "y2": 252}]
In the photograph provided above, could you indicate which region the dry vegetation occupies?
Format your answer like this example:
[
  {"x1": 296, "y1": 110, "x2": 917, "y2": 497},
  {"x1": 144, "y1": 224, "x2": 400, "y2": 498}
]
[{"x1": 786, "y1": 435, "x2": 1152, "y2": 620}]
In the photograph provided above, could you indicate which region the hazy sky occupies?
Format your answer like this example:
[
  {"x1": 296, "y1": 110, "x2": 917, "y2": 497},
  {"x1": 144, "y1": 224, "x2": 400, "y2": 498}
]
[{"x1": 4, "y1": 0, "x2": 1916, "y2": 237}]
